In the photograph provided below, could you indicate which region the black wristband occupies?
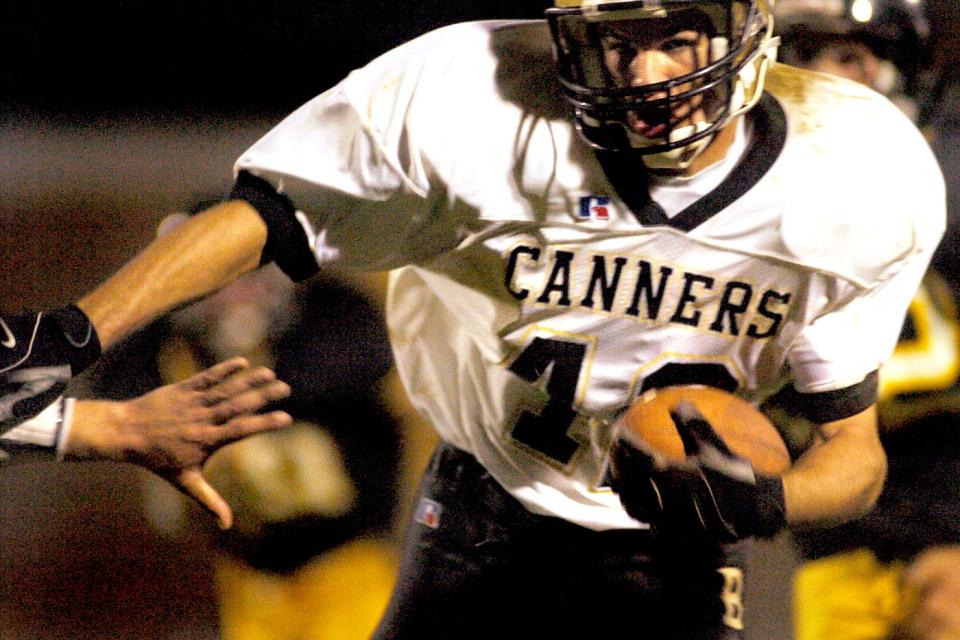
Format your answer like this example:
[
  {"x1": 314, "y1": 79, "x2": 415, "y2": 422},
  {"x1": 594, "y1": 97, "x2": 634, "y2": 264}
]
[
  {"x1": 47, "y1": 305, "x2": 101, "y2": 374},
  {"x1": 753, "y1": 474, "x2": 787, "y2": 538}
]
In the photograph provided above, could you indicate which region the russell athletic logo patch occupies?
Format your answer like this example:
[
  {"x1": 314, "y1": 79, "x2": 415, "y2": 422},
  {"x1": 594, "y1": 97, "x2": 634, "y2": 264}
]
[
  {"x1": 415, "y1": 498, "x2": 443, "y2": 529},
  {"x1": 578, "y1": 195, "x2": 611, "y2": 221}
]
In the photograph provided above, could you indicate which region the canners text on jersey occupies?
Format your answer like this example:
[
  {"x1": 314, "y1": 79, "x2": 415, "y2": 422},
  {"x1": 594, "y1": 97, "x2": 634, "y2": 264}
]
[{"x1": 504, "y1": 244, "x2": 792, "y2": 339}]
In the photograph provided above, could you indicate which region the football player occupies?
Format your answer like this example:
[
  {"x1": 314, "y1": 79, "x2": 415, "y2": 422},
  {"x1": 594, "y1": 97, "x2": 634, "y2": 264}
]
[{"x1": 1, "y1": 0, "x2": 945, "y2": 635}]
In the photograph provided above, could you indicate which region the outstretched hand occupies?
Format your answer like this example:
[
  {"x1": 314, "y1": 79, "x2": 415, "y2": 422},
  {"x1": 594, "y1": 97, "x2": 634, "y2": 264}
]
[{"x1": 65, "y1": 357, "x2": 292, "y2": 529}]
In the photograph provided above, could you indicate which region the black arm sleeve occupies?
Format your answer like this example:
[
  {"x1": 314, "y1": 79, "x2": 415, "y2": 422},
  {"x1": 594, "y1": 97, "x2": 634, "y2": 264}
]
[
  {"x1": 229, "y1": 170, "x2": 320, "y2": 282},
  {"x1": 785, "y1": 370, "x2": 880, "y2": 424}
]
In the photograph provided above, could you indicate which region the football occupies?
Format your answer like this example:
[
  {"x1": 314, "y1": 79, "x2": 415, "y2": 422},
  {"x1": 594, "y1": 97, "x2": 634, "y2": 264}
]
[{"x1": 616, "y1": 385, "x2": 791, "y2": 475}]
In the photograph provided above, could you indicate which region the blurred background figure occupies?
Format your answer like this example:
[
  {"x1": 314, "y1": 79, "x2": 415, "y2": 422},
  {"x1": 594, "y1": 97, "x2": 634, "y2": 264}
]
[
  {"x1": 774, "y1": 0, "x2": 931, "y2": 119},
  {"x1": 770, "y1": 2, "x2": 960, "y2": 638},
  {"x1": 74, "y1": 212, "x2": 432, "y2": 640}
]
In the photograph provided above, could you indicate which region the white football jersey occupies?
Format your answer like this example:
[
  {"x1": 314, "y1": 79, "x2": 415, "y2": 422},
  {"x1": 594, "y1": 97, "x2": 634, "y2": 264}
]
[{"x1": 235, "y1": 21, "x2": 945, "y2": 530}]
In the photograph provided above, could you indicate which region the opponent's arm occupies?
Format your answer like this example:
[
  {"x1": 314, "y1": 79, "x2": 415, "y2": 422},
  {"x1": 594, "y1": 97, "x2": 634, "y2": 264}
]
[{"x1": 782, "y1": 405, "x2": 886, "y2": 527}]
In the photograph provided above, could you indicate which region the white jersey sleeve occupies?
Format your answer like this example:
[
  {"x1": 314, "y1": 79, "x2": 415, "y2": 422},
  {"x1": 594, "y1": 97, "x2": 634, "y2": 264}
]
[
  {"x1": 764, "y1": 65, "x2": 946, "y2": 394},
  {"x1": 786, "y1": 251, "x2": 932, "y2": 394},
  {"x1": 235, "y1": 21, "x2": 527, "y2": 270}
]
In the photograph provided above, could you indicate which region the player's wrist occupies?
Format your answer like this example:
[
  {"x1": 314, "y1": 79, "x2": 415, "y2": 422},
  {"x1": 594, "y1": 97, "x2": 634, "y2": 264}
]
[{"x1": 61, "y1": 400, "x2": 129, "y2": 462}]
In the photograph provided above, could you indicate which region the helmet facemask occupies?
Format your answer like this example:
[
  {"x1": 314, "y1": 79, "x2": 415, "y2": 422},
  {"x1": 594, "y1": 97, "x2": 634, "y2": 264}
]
[{"x1": 547, "y1": 0, "x2": 777, "y2": 170}]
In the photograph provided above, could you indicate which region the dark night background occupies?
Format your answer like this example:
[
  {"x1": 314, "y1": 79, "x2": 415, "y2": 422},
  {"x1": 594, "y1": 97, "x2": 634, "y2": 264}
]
[
  {"x1": 2, "y1": 1, "x2": 550, "y2": 115},
  {"x1": 2, "y1": 0, "x2": 958, "y2": 115}
]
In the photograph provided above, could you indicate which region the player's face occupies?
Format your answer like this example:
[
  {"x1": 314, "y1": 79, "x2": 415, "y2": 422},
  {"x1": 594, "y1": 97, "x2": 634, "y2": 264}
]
[{"x1": 599, "y1": 17, "x2": 712, "y2": 140}]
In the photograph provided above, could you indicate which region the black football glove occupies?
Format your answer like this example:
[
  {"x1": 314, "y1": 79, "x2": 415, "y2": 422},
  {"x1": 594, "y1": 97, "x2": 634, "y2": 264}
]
[
  {"x1": 0, "y1": 305, "x2": 101, "y2": 432},
  {"x1": 610, "y1": 401, "x2": 786, "y2": 544}
]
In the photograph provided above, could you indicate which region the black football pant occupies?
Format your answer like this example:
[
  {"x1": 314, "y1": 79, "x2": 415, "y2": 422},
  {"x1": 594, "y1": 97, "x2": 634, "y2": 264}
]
[{"x1": 373, "y1": 442, "x2": 747, "y2": 639}]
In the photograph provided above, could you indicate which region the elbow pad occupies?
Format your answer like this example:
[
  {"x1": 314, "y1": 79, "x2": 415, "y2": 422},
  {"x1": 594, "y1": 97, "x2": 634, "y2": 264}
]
[{"x1": 229, "y1": 171, "x2": 320, "y2": 282}]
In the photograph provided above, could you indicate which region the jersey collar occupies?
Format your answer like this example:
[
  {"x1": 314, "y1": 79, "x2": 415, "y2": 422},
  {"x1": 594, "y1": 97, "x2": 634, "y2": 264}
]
[{"x1": 596, "y1": 93, "x2": 788, "y2": 232}]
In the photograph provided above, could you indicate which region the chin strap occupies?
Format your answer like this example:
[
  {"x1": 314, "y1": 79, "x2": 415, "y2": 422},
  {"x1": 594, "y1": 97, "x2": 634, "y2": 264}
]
[
  {"x1": 729, "y1": 35, "x2": 780, "y2": 121},
  {"x1": 639, "y1": 121, "x2": 715, "y2": 171}
]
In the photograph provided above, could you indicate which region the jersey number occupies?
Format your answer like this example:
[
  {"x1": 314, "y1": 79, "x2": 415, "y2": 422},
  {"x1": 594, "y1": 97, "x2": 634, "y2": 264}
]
[{"x1": 508, "y1": 337, "x2": 586, "y2": 465}]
